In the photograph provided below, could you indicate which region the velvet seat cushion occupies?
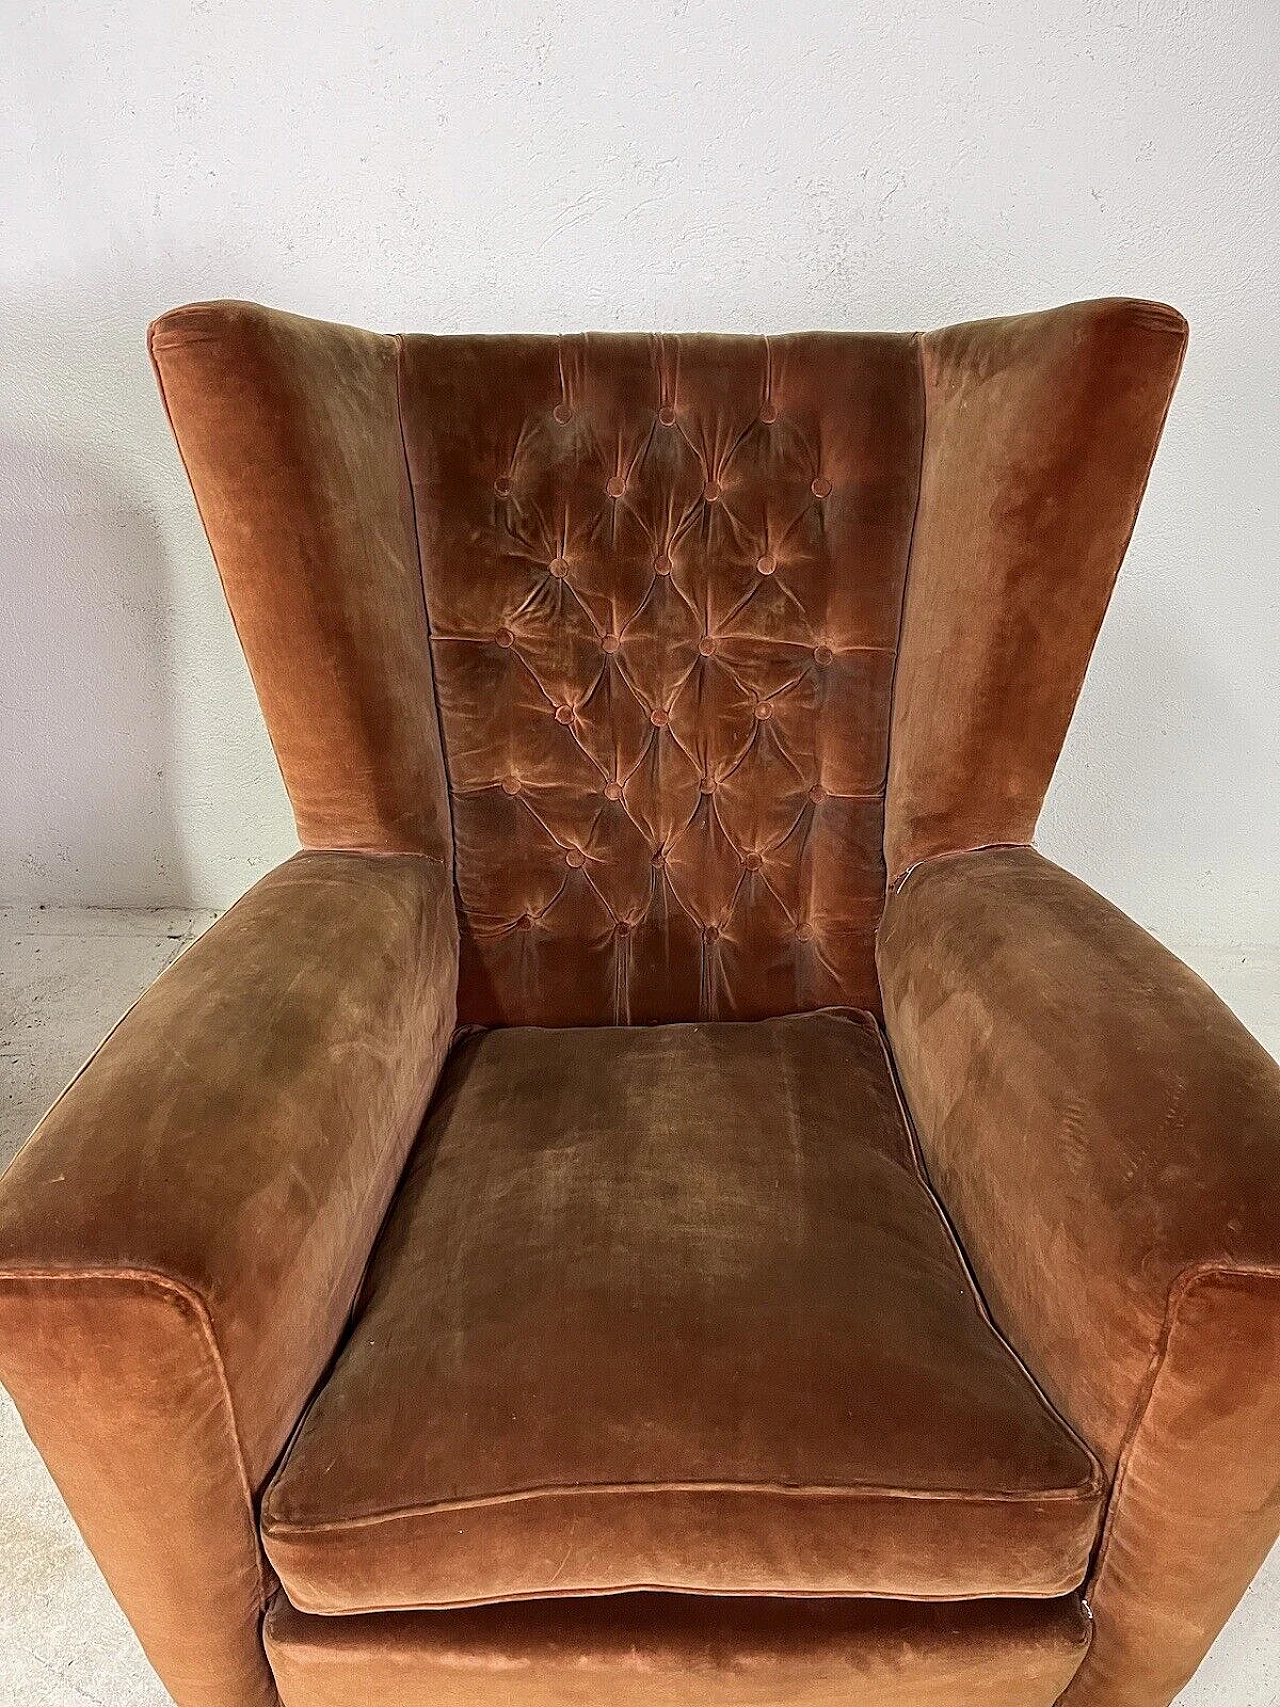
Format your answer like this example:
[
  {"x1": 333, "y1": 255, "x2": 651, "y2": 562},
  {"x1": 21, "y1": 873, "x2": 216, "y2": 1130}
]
[{"x1": 261, "y1": 1011, "x2": 1104, "y2": 1612}]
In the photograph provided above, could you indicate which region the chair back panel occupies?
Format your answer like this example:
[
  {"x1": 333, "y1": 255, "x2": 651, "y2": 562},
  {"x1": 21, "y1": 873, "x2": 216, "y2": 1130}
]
[{"x1": 399, "y1": 333, "x2": 924, "y2": 1025}]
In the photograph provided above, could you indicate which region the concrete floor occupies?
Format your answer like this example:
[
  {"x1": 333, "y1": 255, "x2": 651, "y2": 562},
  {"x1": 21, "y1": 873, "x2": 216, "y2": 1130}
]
[{"x1": 0, "y1": 909, "x2": 1277, "y2": 1706}]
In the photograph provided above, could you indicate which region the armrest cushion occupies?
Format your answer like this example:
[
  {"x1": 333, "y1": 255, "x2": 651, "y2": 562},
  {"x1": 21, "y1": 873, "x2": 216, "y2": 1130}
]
[
  {"x1": 877, "y1": 846, "x2": 1280, "y2": 1707},
  {"x1": 0, "y1": 850, "x2": 457, "y2": 1707}
]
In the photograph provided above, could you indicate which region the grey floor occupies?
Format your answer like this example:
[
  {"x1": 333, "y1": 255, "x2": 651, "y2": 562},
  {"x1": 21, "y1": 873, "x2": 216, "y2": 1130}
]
[{"x1": 0, "y1": 909, "x2": 1277, "y2": 1706}]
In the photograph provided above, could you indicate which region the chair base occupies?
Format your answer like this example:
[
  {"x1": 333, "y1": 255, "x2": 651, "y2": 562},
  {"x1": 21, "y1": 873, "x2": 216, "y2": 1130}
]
[{"x1": 264, "y1": 1589, "x2": 1090, "y2": 1707}]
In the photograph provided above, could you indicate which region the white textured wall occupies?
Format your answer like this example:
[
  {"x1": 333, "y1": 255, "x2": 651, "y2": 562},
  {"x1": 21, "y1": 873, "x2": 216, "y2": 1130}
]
[{"x1": 2, "y1": 0, "x2": 1277, "y2": 941}]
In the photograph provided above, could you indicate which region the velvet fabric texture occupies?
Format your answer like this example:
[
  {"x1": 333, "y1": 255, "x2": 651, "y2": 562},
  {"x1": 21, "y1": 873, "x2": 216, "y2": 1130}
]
[
  {"x1": 148, "y1": 303, "x2": 452, "y2": 859},
  {"x1": 884, "y1": 299, "x2": 1187, "y2": 881},
  {"x1": 0, "y1": 852, "x2": 459, "y2": 1707},
  {"x1": 399, "y1": 333, "x2": 922, "y2": 1024},
  {"x1": 1, "y1": 295, "x2": 1273, "y2": 1707},
  {"x1": 264, "y1": 1592, "x2": 1092, "y2": 1707},
  {"x1": 261, "y1": 1012, "x2": 1102, "y2": 1612},
  {"x1": 877, "y1": 847, "x2": 1280, "y2": 1706}
]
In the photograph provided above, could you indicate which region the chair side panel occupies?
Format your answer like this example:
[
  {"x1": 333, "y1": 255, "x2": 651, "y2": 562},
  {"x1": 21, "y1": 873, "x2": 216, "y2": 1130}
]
[
  {"x1": 150, "y1": 301, "x2": 452, "y2": 859},
  {"x1": 885, "y1": 299, "x2": 1187, "y2": 883}
]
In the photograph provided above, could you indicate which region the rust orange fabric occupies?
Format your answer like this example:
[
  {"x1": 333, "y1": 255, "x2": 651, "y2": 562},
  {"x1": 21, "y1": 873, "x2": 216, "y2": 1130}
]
[{"x1": 1, "y1": 296, "x2": 1273, "y2": 1707}]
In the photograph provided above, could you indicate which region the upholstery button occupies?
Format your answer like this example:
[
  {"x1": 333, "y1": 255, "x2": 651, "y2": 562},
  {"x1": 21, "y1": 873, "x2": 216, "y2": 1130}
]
[
  {"x1": 796, "y1": 922, "x2": 814, "y2": 943},
  {"x1": 565, "y1": 849, "x2": 585, "y2": 868},
  {"x1": 703, "y1": 480, "x2": 721, "y2": 502},
  {"x1": 500, "y1": 775, "x2": 521, "y2": 796},
  {"x1": 744, "y1": 851, "x2": 763, "y2": 871},
  {"x1": 515, "y1": 914, "x2": 534, "y2": 932},
  {"x1": 654, "y1": 553, "x2": 672, "y2": 575},
  {"x1": 555, "y1": 705, "x2": 575, "y2": 724},
  {"x1": 813, "y1": 644, "x2": 834, "y2": 666},
  {"x1": 700, "y1": 775, "x2": 717, "y2": 794},
  {"x1": 697, "y1": 636, "x2": 717, "y2": 657},
  {"x1": 549, "y1": 557, "x2": 569, "y2": 578},
  {"x1": 651, "y1": 850, "x2": 667, "y2": 869},
  {"x1": 811, "y1": 476, "x2": 832, "y2": 498},
  {"x1": 757, "y1": 553, "x2": 776, "y2": 575},
  {"x1": 601, "y1": 633, "x2": 620, "y2": 654},
  {"x1": 759, "y1": 401, "x2": 777, "y2": 423},
  {"x1": 809, "y1": 784, "x2": 827, "y2": 804},
  {"x1": 553, "y1": 403, "x2": 573, "y2": 424},
  {"x1": 703, "y1": 925, "x2": 720, "y2": 944},
  {"x1": 494, "y1": 476, "x2": 512, "y2": 497},
  {"x1": 650, "y1": 708, "x2": 668, "y2": 727},
  {"x1": 604, "y1": 781, "x2": 623, "y2": 801},
  {"x1": 615, "y1": 920, "x2": 632, "y2": 938},
  {"x1": 606, "y1": 475, "x2": 626, "y2": 498},
  {"x1": 658, "y1": 405, "x2": 677, "y2": 426},
  {"x1": 495, "y1": 626, "x2": 515, "y2": 648},
  {"x1": 754, "y1": 701, "x2": 773, "y2": 720}
]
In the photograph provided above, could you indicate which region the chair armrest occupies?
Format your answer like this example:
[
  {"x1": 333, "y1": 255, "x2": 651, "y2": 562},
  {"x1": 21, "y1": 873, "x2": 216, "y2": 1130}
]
[
  {"x1": 0, "y1": 850, "x2": 457, "y2": 1707},
  {"x1": 877, "y1": 846, "x2": 1280, "y2": 1707}
]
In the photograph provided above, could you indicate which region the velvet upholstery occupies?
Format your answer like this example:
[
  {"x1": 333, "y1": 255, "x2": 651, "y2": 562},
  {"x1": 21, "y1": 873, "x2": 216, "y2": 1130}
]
[
  {"x1": 264, "y1": 1591, "x2": 1092, "y2": 1707},
  {"x1": 261, "y1": 1012, "x2": 1102, "y2": 1612},
  {"x1": 399, "y1": 333, "x2": 922, "y2": 1024},
  {"x1": 0, "y1": 294, "x2": 1273, "y2": 1707},
  {"x1": 149, "y1": 303, "x2": 452, "y2": 859},
  {"x1": 884, "y1": 299, "x2": 1187, "y2": 881},
  {"x1": 0, "y1": 851, "x2": 458, "y2": 1707},
  {"x1": 877, "y1": 847, "x2": 1280, "y2": 1706}
]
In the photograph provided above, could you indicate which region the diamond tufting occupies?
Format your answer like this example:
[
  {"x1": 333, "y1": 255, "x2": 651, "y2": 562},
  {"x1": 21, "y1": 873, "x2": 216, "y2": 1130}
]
[{"x1": 399, "y1": 332, "x2": 923, "y2": 1025}]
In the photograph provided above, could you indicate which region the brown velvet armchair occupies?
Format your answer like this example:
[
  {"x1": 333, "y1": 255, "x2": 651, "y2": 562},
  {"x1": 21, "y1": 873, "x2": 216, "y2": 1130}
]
[{"x1": 1, "y1": 297, "x2": 1277, "y2": 1707}]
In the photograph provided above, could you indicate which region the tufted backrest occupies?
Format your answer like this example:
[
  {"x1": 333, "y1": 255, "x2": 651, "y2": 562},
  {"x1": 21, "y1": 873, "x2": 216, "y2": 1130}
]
[
  {"x1": 398, "y1": 334, "x2": 922, "y2": 1025},
  {"x1": 149, "y1": 299, "x2": 1187, "y2": 1031}
]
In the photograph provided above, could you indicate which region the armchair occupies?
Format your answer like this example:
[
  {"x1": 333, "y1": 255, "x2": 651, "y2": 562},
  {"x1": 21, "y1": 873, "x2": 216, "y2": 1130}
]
[{"x1": 0, "y1": 294, "x2": 1275, "y2": 1707}]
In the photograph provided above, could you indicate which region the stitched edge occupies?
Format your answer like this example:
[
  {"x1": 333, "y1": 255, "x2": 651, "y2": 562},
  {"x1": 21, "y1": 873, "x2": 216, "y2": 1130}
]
[
  {"x1": 263, "y1": 1473, "x2": 1102, "y2": 1538},
  {"x1": 262, "y1": 1008, "x2": 1100, "y2": 1544},
  {"x1": 394, "y1": 332, "x2": 461, "y2": 892},
  {"x1": 0, "y1": 1265, "x2": 269, "y2": 1613},
  {"x1": 882, "y1": 839, "x2": 1035, "y2": 908},
  {"x1": 869, "y1": 1022, "x2": 1107, "y2": 1507},
  {"x1": 879, "y1": 329, "x2": 929, "y2": 888},
  {"x1": 1084, "y1": 1260, "x2": 1280, "y2": 1600},
  {"x1": 267, "y1": 1571, "x2": 1093, "y2": 1620}
]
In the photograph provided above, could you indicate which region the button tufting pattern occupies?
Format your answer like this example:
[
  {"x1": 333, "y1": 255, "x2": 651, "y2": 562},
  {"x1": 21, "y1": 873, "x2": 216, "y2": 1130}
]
[{"x1": 400, "y1": 331, "x2": 924, "y2": 1025}]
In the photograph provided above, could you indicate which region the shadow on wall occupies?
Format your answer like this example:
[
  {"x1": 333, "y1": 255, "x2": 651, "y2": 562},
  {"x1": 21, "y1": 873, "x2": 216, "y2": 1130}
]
[
  {"x1": 0, "y1": 260, "x2": 296, "y2": 912},
  {"x1": 0, "y1": 431, "x2": 189, "y2": 907},
  {"x1": 0, "y1": 270, "x2": 1272, "y2": 934},
  {"x1": 1040, "y1": 567, "x2": 1273, "y2": 947}
]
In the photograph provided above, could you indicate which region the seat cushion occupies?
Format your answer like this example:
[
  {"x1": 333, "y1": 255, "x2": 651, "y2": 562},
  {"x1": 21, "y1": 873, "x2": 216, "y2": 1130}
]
[
  {"x1": 261, "y1": 1011, "x2": 1104, "y2": 1612},
  {"x1": 265, "y1": 1592, "x2": 1093, "y2": 1707}
]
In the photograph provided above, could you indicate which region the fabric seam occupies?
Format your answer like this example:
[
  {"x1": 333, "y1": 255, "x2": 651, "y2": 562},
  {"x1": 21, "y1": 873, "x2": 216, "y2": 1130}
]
[
  {"x1": 868, "y1": 1023, "x2": 1107, "y2": 1503},
  {"x1": 1085, "y1": 1259, "x2": 1280, "y2": 1598},
  {"x1": 879, "y1": 330, "x2": 929, "y2": 890},
  {"x1": 263, "y1": 1473, "x2": 1101, "y2": 1539},
  {"x1": 0, "y1": 1264, "x2": 269, "y2": 1612},
  {"x1": 393, "y1": 332, "x2": 464, "y2": 926},
  {"x1": 269, "y1": 1575, "x2": 1090, "y2": 1618}
]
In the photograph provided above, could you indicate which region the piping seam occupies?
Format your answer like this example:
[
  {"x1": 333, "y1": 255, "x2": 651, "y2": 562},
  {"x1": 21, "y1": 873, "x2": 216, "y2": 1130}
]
[{"x1": 0, "y1": 1265, "x2": 269, "y2": 1612}]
